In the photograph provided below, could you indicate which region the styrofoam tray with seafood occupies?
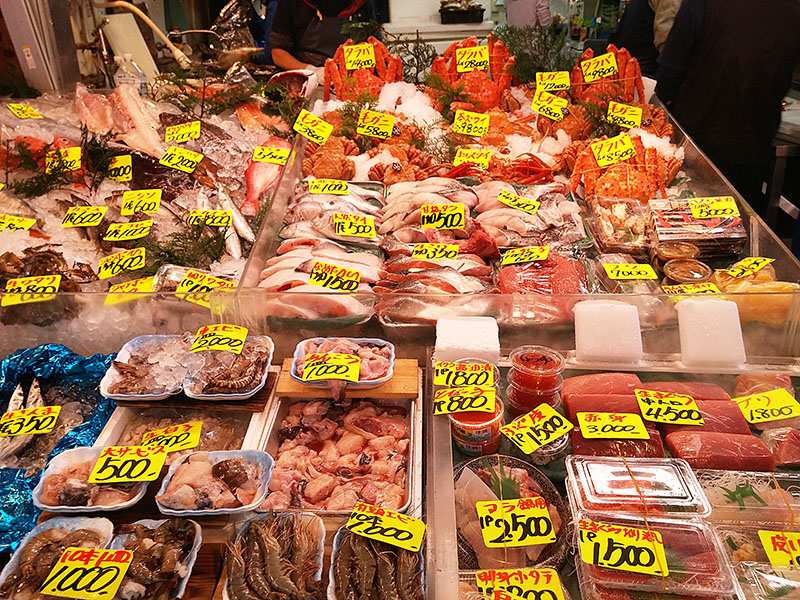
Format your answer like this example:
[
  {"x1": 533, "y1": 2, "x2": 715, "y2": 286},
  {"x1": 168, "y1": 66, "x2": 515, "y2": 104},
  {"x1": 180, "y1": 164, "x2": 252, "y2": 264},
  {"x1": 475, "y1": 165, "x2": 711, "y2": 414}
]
[
  {"x1": 110, "y1": 519, "x2": 202, "y2": 599},
  {"x1": 32, "y1": 446, "x2": 149, "y2": 513},
  {"x1": 0, "y1": 516, "x2": 114, "y2": 590},
  {"x1": 155, "y1": 450, "x2": 274, "y2": 516},
  {"x1": 290, "y1": 337, "x2": 395, "y2": 389},
  {"x1": 183, "y1": 336, "x2": 275, "y2": 401}
]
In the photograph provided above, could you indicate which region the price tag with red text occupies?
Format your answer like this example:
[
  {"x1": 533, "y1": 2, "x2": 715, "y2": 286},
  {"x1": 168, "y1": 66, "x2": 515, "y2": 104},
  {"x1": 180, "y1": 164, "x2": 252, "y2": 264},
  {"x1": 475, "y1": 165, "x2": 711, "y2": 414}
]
[
  {"x1": 497, "y1": 190, "x2": 540, "y2": 214},
  {"x1": 456, "y1": 46, "x2": 489, "y2": 72},
  {"x1": 40, "y1": 547, "x2": 133, "y2": 600},
  {"x1": 412, "y1": 243, "x2": 459, "y2": 260},
  {"x1": 107, "y1": 155, "x2": 132, "y2": 182},
  {"x1": 591, "y1": 133, "x2": 636, "y2": 167},
  {"x1": 347, "y1": 502, "x2": 426, "y2": 551},
  {"x1": 97, "y1": 248, "x2": 145, "y2": 280},
  {"x1": 635, "y1": 389, "x2": 704, "y2": 426},
  {"x1": 734, "y1": 388, "x2": 800, "y2": 424},
  {"x1": 433, "y1": 386, "x2": 496, "y2": 415},
  {"x1": 357, "y1": 109, "x2": 395, "y2": 139},
  {"x1": 536, "y1": 71, "x2": 570, "y2": 92},
  {"x1": 293, "y1": 109, "x2": 333, "y2": 145},
  {"x1": 121, "y1": 189, "x2": 161, "y2": 215},
  {"x1": 175, "y1": 270, "x2": 235, "y2": 308},
  {"x1": 577, "y1": 412, "x2": 650, "y2": 439},
  {"x1": 420, "y1": 203, "x2": 465, "y2": 229},
  {"x1": 7, "y1": 103, "x2": 42, "y2": 119},
  {"x1": 758, "y1": 530, "x2": 800, "y2": 567},
  {"x1": 46, "y1": 147, "x2": 81, "y2": 173},
  {"x1": 88, "y1": 445, "x2": 168, "y2": 483},
  {"x1": 344, "y1": 43, "x2": 376, "y2": 69},
  {"x1": 253, "y1": 146, "x2": 290, "y2": 165},
  {"x1": 103, "y1": 220, "x2": 153, "y2": 242},
  {"x1": 434, "y1": 361, "x2": 494, "y2": 387},
  {"x1": 532, "y1": 90, "x2": 568, "y2": 122},
  {"x1": 62, "y1": 206, "x2": 107, "y2": 228},
  {"x1": 308, "y1": 179, "x2": 349, "y2": 195},
  {"x1": 501, "y1": 246, "x2": 550, "y2": 266},
  {"x1": 190, "y1": 324, "x2": 248, "y2": 354},
  {"x1": 104, "y1": 276, "x2": 155, "y2": 306},
  {"x1": 333, "y1": 213, "x2": 376, "y2": 238},
  {"x1": 159, "y1": 146, "x2": 203, "y2": 173},
  {"x1": 0, "y1": 406, "x2": 61, "y2": 436},
  {"x1": 309, "y1": 261, "x2": 361, "y2": 292},
  {"x1": 603, "y1": 263, "x2": 658, "y2": 280},
  {"x1": 477, "y1": 568, "x2": 565, "y2": 600},
  {"x1": 165, "y1": 120, "x2": 200, "y2": 143},
  {"x1": 142, "y1": 421, "x2": 202, "y2": 453},
  {"x1": 2, "y1": 274, "x2": 60, "y2": 306},
  {"x1": 187, "y1": 209, "x2": 232, "y2": 227},
  {"x1": 477, "y1": 496, "x2": 556, "y2": 547},
  {"x1": 500, "y1": 403, "x2": 573, "y2": 453},
  {"x1": 607, "y1": 101, "x2": 642, "y2": 129},
  {"x1": 0, "y1": 214, "x2": 36, "y2": 232},
  {"x1": 301, "y1": 353, "x2": 361, "y2": 382},
  {"x1": 454, "y1": 148, "x2": 492, "y2": 168},
  {"x1": 453, "y1": 110, "x2": 491, "y2": 137},
  {"x1": 581, "y1": 52, "x2": 619, "y2": 82},
  {"x1": 662, "y1": 282, "x2": 722, "y2": 295},
  {"x1": 689, "y1": 196, "x2": 740, "y2": 219},
  {"x1": 722, "y1": 257, "x2": 774, "y2": 279},
  {"x1": 578, "y1": 519, "x2": 668, "y2": 576}
]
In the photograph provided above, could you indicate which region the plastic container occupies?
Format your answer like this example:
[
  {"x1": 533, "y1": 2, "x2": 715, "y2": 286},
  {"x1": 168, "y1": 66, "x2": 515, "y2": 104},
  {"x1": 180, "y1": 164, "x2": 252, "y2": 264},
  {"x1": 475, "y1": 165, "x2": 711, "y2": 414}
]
[
  {"x1": 525, "y1": 432, "x2": 571, "y2": 466},
  {"x1": 662, "y1": 258, "x2": 713, "y2": 285},
  {"x1": 449, "y1": 398, "x2": 505, "y2": 442},
  {"x1": 651, "y1": 241, "x2": 700, "y2": 272},
  {"x1": 565, "y1": 456, "x2": 711, "y2": 518},
  {"x1": 114, "y1": 53, "x2": 148, "y2": 96},
  {"x1": 507, "y1": 379, "x2": 563, "y2": 417},
  {"x1": 290, "y1": 337, "x2": 395, "y2": 389},
  {"x1": 454, "y1": 432, "x2": 501, "y2": 456},
  {"x1": 509, "y1": 345, "x2": 566, "y2": 390}
]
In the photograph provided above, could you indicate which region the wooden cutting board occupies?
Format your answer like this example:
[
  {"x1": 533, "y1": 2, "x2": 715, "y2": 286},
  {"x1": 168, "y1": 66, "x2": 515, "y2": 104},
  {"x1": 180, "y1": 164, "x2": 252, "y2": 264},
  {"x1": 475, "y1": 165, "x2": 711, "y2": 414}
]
[{"x1": 275, "y1": 358, "x2": 418, "y2": 399}]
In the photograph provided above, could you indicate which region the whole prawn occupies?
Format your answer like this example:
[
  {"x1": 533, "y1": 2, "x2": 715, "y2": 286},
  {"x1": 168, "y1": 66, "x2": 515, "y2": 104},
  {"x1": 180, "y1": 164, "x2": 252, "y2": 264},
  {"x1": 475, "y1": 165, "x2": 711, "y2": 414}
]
[{"x1": 225, "y1": 542, "x2": 263, "y2": 600}]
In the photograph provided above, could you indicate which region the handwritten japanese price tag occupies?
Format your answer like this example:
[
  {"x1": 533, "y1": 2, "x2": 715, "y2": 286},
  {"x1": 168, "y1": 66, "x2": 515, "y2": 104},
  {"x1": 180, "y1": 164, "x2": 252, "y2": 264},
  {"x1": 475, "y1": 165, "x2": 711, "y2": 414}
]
[
  {"x1": 175, "y1": 270, "x2": 235, "y2": 308},
  {"x1": 689, "y1": 196, "x2": 740, "y2": 219},
  {"x1": 7, "y1": 103, "x2": 42, "y2": 119},
  {"x1": 121, "y1": 189, "x2": 161, "y2": 215},
  {"x1": 0, "y1": 213, "x2": 36, "y2": 232},
  {"x1": 607, "y1": 101, "x2": 643, "y2": 129},
  {"x1": 333, "y1": 213, "x2": 376, "y2": 238},
  {"x1": 357, "y1": 109, "x2": 395, "y2": 139},
  {"x1": 456, "y1": 46, "x2": 489, "y2": 72},
  {"x1": 62, "y1": 205, "x2": 107, "y2": 228},
  {"x1": 0, "y1": 406, "x2": 61, "y2": 436},
  {"x1": 165, "y1": 120, "x2": 200, "y2": 143},
  {"x1": 253, "y1": 146, "x2": 290, "y2": 165},
  {"x1": 420, "y1": 203, "x2": 465, "y2": 230},
  {"x1": 635, "y1": 389, "x2": 704, "y2": 426},
  {"x1": 536, "y1": 71, "x2": 571, "y2": 92},
  {"x1": 347, "y1": 502, "x2": 426, "y2": 551},
  {"x1": 412, "y1": 243, "x2": 459, "y2": 260},
  {"x1": 497, "y1": 190, "x2": 541, "y2": 215},
  {"x1": 591, "y1": 133, "x2": 636, "y2": 167},
  {"x1": 500, "y1": 404, "x2": 573, "y2": 454},
  {"x1": 454, "y1": 148, "x2": 492, "y2": 168},
  {"x1": 477, "y1": 568, "x2": 565, "y2": 600},
  {"x1": 46, "y1": 147, "x2": 81, "y2": 173},
  {"x1": 577, "y1": 412, "x2": 650, "y2": 439},
  {"x1": 301, "y1": 353, "x2": 361, "y2": 382},
  {"x1": 662, "y1": 282, "x2": 722, "y2": 295},
  {"x1": 107, "y1": 155, "x2": 132, "y2": 182},
  {"x1": 433, "y1": 386, "x2": 496, "y2": 415},
  {"x1": 88, "y1": 445, "x2": 167, "y2": 483},
  {"x1": 581, "y1": 52, "x2": 619, "y2": 83},
  {"x1": 734, "y1": 388, "x2": 800, "y2": 424},
  {"x1": 40, "y1": 547, "x2": 133, "y2": 600},
  {"x1": 308, "y1": 261, "x2": 361, "y2": 292},
  {"x1": 159, "y1": 146, "x2": 203, "y2": 173},
  {"x1": 758, "y1": 530, "x2": 800, "y2": 567},
  {"x1": 308, "y1": 178, "x2": 349, "y2": 195},
  {"x1": 477, "y1": 496, "x2": 556, "y2": 548},
  {"x1": 492, "y1": 591, "x2": 526, "y2": 600},
  {"x1": 578, "y1": 519, "x2": 668, "y2": 576},
  {"x1": 190, "y1": 324, "x2": 248, "y2": 354},
  {"x1": 104, "y1": 276, "x2": 155, "y2": 306},
  {"x1": 103, "y1": 220, "x2": 153, "y2": 242},
  {"x1": 722, "y1": 257, "x2": 774, "y2": 278},
  {"x1": 532, "y1": 90, "x2": 568, "y2": 121},
  {"x1": 603, "y1": 263, "x2": 658, "y2": 280},
  {"x1": 97, "y1": 247, "x2": 145, "y2": 280},
  {"x1": 2, "y1": 274, "x2": 60, "y2": 306},
  {"x1": 142, "y1": 421, "x2": 202, "y2": 453},
  {"x1": 187, "y1": 209, "x2": 232, "y2": 227},
  {"x1": 453, "y1": 110, "x2": 491, "y2": 137},
  {"x1": 501, "y1": 246, "x2": 550, "y2": 266},
  {"x1": 293, "y1": 109, "x2": 333, "y2": 145},
  {"x1": 344, "y1": 43, "x2": 376, "y2": 69},
  {"x1": 434, "y1": 361, "x2": 494, "y2": 387}
]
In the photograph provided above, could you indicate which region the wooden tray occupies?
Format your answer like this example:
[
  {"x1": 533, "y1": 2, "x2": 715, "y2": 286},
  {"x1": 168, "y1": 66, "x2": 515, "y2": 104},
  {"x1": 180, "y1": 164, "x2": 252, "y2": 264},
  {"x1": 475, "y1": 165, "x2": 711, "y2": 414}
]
[{"x1": 275, "y1": 358, "x2": 418, "y2": 399}]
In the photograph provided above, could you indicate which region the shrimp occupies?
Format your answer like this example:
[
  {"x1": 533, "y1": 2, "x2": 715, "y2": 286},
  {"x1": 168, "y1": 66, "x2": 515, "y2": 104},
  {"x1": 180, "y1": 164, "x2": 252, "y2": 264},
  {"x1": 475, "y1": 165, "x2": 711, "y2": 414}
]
[
  {"x1": 225, "y1": 542, "x2": 262, "y2": 600},
  {"x1": 396, "y1": 549, "x2": 421, "y2": 600},
  {"x1": 375, "y1": 546, "x2": 400, "y2": 600},
  {"x1": 254, "y1": 522, "x2": 302, "y2": 598},
  {"x1": 351, "y1": 534, "x2": 377, "y2": 599},
  {"x1": 334, "y1": 532, "x2": 355, "y2": 600},
  {"x1": 245, "y1": 526, "x2": 273, "y2": 598},
  {"x1": 291, "y1": 519, "x2": 319, "y2": 591}
]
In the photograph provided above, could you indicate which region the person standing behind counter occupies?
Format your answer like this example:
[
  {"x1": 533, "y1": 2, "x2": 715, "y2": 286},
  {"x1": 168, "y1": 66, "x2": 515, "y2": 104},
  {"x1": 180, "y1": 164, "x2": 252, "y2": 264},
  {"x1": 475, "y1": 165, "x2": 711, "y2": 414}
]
[{"x1": 270, "y1": 0, "x2": 380, "y2": 79}]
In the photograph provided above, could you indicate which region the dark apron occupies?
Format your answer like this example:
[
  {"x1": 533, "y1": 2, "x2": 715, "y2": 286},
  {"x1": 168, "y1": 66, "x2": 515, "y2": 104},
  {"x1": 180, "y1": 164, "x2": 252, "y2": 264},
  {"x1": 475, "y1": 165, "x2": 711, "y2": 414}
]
[{"x1": 296, "y1": 16, "x2": 352, "y2": 66}]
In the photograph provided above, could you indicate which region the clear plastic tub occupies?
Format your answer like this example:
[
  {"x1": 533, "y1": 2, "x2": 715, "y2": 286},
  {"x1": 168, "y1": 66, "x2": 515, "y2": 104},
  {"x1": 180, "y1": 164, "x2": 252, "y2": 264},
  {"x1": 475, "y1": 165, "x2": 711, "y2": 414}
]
[
  {"x1": 449, "y1": 398, "x2": 505, "y2": 442},
  {"x1": 453, "y1": 432, "x2": 502, "y2": 456}
]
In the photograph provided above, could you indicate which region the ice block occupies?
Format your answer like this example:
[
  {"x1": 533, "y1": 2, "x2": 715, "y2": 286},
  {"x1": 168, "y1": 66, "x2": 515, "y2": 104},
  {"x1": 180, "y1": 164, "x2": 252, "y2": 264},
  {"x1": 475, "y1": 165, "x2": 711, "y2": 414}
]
[
  {"x1": 574, "y1": 300, "x2": 643, "y2": 364},
  {"x1": 435, "y1": 317, "x2": 500, "y2": 365},
  {"x1": 676, "y1": 298, "x2": 746, "y2": 367}
]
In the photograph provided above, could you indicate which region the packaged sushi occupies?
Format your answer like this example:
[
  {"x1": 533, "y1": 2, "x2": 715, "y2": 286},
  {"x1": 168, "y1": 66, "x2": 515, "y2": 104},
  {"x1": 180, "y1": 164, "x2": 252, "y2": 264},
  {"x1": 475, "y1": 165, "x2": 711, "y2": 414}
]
[
  {"x1": 571, "y1": 426, "x2": 665, "y2": 458},
  {"x1": 697, "y1": 470, "x2": 800, "y2": 527},
  {"x1": 563, "y1": 373, "x2": 642, "y2": 402},
  {"x1": 665, "y1": 432, "x2": 775, "y2": 471}
]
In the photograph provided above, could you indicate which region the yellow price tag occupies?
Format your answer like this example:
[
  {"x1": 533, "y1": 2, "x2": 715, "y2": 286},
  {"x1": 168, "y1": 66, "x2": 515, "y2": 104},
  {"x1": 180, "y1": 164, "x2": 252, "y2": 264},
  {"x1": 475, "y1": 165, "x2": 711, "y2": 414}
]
[
  {"x1": 607, "y1": 101, "x2": 643, "y2": 129},
  {"x1": 758, "y1": 530, "x2": 800, "y2": 568},
  {"x1": 2, "y1": 274, "x2": 60, "y2": 306},
  {"x1": 7, "y1": 103, "x2": 42, "y2": 119},
  {"x1": 532, "y1": 90, "x2": 568, "y2": 122},
  {"x1": 454, "y1": 148, "x2": 492, "y2": 168},
  {"x1": 577, "y1": 412, "x2": 650, "y2": 439},
  {"x1": 97, "y1": 247, "x2": 145, "y2": 280},
  {"x1": 433, "y1": 386, "x2": 496, "y2": 415},
  {"x1": 333, "y1": 213, "x2": 376, "y2": 238},
  {"x1": 357, "y1": 109, "x2": 395, "y2": 139},
  {"x1": 456, "y1": 46, "x2": 489, "y2": 72},
  {"x1": 253, "y1": 146, "x2": 290, "y2": 165},
  {"x1": 734, "y1": 388, "x2": 800, "y2": 424},
  {"x1": 88, "y1": 445, "x2": 168, "y2": 483},
  {"x1": 107, "y1": 155, "x2": 132, "y2": 182},
  {"x1": 535, "y1": 71, "x2": 571, "y2": 92},
  {"x1": 62, "y1": 205, "x2": 107, "y2": 228},
  {"x1": 308, "y1": 261, "x2": 361, "y2": 292},
  {"x1": 187, "y1": 209, "x2": 232, "y2": 227},
  {"x1": 103, "y1": 220, "x2": 153, "y2": 242},
  {"x1": 165, "y1": 120, "x2": 200, "y2": 143},
  {"x1": 497, "y1": 190, "x2": 540, "y2": 214},
  {"x1": 581, "y1": 52, "x2": 619, "y2": 83},
  {"x1": 347, "y1": 501, "x2": 426, "y2": 551},
  {"x1": 420, "y1": 203, "x2": 465, "y2": 230},
  {"x1": 689, "y1": 196, "x2": 740, "y2": 219},
  {"x1": 662, "y1": 282, "x2": 722, "y2": 295},
  {"x1": 46, "y1": 147, "x2": 81, "y2": 173},
  {"x1": 175, "y1": 270, "x2": 235, "y2": 308},
  {"x1": 0, "y1": 405, "x2": 61, "y2": 436},
  {"x1": 159, "y1": 146, "x2": 203, "y2": 173},
  {"x1": 635, "y1": 389, "x2": 704, "y2": 426},
  {"x1": 722, "y1": 256, "x2": 774, "y2": 278},
  {"x1": 40, "y1": 547, "x2": 133, "y2": 600},
  {"x1": 105, "y1": 276, "x2": 155, "y2": 306},
  {"x1": 434, "y1": 361, "x2": 494, "y2": 387},
  {"x1": 0, "y1": 213, "x2": 36, "y2": 232},
  {"x1": 603, "y1": 263, "x2": 658, "y2": 280},
  {"x1": 190, "y1": 323, "x2": 248, "y2": 354},
  {"x1": 501, "y1": 246, "x2": 550, "y2": 266},
  {"x1": 477, "y1": 496, "x2": 556, "y2": 548},
  {"x1": 591, "y1": 133, "x2": 636, "y2": 167},
  {"x1": 308, "y1": 179, "x2": 349, "y2": 195},
  {"x1": 343, "y1": 43, "x2": 376, "y2": 69},
  {"x1": 477, "y1": 568, "x2": 565, "y2": 600},
  {"x1": 301, "y1": 352, "x2": 361, "y2": 382},
  {"x1": 578, "y1": 519, "x2": 669, "y2": 576},
  {"x1": 453, "y1": 110, "x2": 491, "y2": 137},
  {"x1": 142, "y1": 421, "x2": 202, "y2": 453},
  {"x1": 121, "y1": 189, "x2": 161, "y2": 215},
  {"x1": 293, "y1": 109, "x2": 333, "y2": 145},
  {"x1": 412, "y1": 243, "x2": 459, "y2": 259},
  {"x1": 500, "y1": 404, "x2": 573, "y2": 454}
]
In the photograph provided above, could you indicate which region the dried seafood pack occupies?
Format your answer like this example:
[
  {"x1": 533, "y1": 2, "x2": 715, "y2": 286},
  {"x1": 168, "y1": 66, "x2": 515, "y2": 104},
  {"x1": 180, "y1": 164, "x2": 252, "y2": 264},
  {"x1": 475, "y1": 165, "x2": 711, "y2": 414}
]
[{"x1": 184, "y1": 336, "x2": 274, "y2": 398}]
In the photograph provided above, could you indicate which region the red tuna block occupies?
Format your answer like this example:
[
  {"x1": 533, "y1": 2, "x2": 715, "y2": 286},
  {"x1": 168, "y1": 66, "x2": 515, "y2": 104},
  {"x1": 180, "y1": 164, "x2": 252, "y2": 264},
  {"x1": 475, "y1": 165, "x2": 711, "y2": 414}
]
[
  {"x1": 562, "y1": 372, "x2": 642, "y2": 401},
  {"x1": 761, "y1": 428, "x2": 800, "y2": 467},
  {"x1": 665, "y1": 431, "x2": 775, "y2": 471},
  {"x1": 659, "y1": 400, "x2": 751, "y2": 436},
  {"x1": 564, "y1": 393, "x2": 640, "y2": 421},
  {"x1": 571, "y1": 426, "x2": 665, "y2": 458},
  {"x1": 639, "y1": 381, "x2": 731, "y2": 402},
  {"x1": 735, "y1": 374, "x2": 793, "y2": 397}
]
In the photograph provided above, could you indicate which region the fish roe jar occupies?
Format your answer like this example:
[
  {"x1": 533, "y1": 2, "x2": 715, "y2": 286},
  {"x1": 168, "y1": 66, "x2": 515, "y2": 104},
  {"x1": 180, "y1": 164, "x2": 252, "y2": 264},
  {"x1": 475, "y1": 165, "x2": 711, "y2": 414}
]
[
  {"x1": 449, "y1": 398, "x2": 505, "y2": 442},
  {"x1": 662, "y1": 258, "x2": 713, "y2": 286},
  {"x1": 508, "y1": 345, "x2": 565, "y2": 391}
]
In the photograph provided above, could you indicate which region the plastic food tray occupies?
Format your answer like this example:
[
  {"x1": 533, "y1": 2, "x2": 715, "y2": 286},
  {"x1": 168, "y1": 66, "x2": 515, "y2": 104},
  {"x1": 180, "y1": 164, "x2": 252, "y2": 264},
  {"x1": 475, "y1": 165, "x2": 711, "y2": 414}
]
[{"x1": 290, "y1": 337, "x2": 395, "y2": 389}]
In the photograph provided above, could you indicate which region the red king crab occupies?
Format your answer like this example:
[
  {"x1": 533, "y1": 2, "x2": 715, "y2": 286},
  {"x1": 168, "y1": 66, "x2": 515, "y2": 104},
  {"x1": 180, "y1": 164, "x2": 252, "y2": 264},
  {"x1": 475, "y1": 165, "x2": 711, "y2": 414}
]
[
  {"x1": 324, "y1": 37, "x2": 403, "y2": 101},
  {"x1": 427, "y1": 35, "x2": 516, "y2": 112},
  {"x1": 570, "y1": 44, "x2": 645, "y2": 105}
]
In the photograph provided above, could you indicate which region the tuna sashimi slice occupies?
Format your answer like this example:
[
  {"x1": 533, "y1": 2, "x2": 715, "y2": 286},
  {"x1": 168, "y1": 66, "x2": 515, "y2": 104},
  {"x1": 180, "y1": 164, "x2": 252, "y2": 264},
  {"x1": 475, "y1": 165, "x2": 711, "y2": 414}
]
[
  {"x1": 665, "y1": 431, "x2": 775, "y2": 471},
  {"x1": 562, "y1": 373, "x2": 642, "y2": 401}
]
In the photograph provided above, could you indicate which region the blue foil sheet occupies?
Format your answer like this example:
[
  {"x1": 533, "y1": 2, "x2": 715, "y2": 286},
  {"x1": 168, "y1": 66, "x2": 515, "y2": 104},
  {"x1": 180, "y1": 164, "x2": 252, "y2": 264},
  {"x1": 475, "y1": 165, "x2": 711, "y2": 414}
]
[{"x1": 0, "y1": 344, "x2": 116, "y2": 553}]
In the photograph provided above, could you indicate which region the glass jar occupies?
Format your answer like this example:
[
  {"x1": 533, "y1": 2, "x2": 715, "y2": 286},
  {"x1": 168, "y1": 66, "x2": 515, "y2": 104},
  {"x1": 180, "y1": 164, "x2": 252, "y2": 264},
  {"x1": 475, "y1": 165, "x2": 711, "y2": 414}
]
[
  {"x1": 651, "y1": 242, "x2": 700, "y2": 272},
  {"x1": 662, "y1": 258, "x2": 713, "y2": 286}
]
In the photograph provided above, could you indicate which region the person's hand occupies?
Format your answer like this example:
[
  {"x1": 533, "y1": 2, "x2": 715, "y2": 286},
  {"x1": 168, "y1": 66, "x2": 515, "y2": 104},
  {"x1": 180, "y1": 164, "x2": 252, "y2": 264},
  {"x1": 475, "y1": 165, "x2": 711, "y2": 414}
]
[{"x1": 217, "y1": 47, "x2": 261, "y2": 70}]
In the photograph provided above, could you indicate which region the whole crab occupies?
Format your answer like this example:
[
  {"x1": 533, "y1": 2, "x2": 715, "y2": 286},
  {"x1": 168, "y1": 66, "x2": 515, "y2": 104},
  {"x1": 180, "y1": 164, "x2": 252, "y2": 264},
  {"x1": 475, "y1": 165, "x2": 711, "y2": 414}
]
[
  {"x1": 633, "y1": 103, "x2": 674, "y2": 139},
  {"x1": 427, "y1": 35, "x2": 515, "y2": 111},
  {"x1": 302, "y1": 136, "x2": 358, "y2": 180},
  {"x1": 535, "y1": 103, "x2": 593, "y2": 142},
  {"x1": 367, "y1": 143, "x2": 438, "y2": 184},
  {"x1": 570, "y1": 44, "x2": 645, "y2": 105},
  {"x1": 324, "y1": 37, "x2": 403, "y2": 102}
]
